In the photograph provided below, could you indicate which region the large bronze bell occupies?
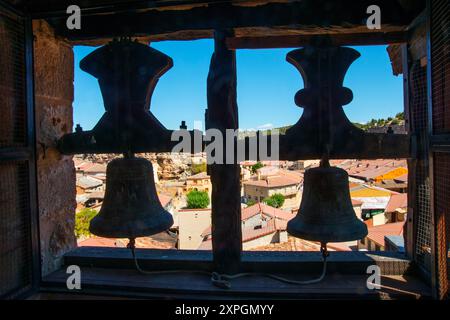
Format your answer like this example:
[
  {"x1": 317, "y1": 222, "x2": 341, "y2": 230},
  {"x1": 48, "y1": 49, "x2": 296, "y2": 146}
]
[
  {"x1": 287, "y1": 162, "x2": 368, "y2": 243},
  {"x1": 89, "y1": 156, "x2": 174, "y2": 238}
]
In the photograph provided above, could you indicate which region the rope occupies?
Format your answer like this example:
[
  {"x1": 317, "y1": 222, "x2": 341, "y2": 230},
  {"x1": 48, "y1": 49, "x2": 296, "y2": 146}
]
[
  {"x1": 210, "y1": 258, "x2": 327, "y2": 289},
  {"x1": 128, "y1": 238, "x2": 329, "y2": 289}
]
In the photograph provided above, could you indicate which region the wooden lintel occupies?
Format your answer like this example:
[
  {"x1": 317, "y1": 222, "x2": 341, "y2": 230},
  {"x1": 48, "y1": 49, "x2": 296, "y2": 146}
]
[
  {"x1": 40, "y1": 1, "x2": 420, "y2": 42},
  {"x1": 226, "y1": 31, "x2": 408, "y2": 50}
]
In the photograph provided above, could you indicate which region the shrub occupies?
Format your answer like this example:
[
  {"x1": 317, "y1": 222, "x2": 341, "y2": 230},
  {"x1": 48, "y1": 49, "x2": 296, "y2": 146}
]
[
  {"x1": 263, "y1": 193, "x2": 285, "y2": 208},
  {"x1": 75, "y1": 208, "x2": 98, "y2": 238},
  {"x1": 186, "y1": 190, "x2": 210, "y2": 209},
  {"x1": 191, "y1": 162, "x2": 207, "y2": 175},
  {"x1": 251, "y1": 161, "x2": 264, "y2": 174}
]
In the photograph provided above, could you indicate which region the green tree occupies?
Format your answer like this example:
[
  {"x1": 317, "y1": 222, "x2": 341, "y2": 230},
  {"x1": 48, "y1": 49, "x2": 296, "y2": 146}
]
[
  {"x1": 186, "y1": 190, "x2": 210, "y2": 209},
  {"x1": 395, "y1": 112, "x2": 404, "y2": 120},
  {"x1": 263, "y1": 193, "x2": 285, "y2": 208},
  {"x1": 251, "y1": 161, "x2": 264, "y2": 174},
  {"x1": 75, "y1": 208, "x2": 98, "y2": 238},
  {"x1": 191, "y1": 162, "x2": 207, "y2": 174},
  {"x1": 246, "y1": 199, "x2": 256, "y2": 207}
]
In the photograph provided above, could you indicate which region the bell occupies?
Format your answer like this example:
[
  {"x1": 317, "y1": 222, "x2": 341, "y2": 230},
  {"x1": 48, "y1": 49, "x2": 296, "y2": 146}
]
[
  {"x1": 287, "y1": 163, "x2": 368, "y2": 243},
  {"x1": 89, "y1": 156, "x2": 174, "y2": 238}
]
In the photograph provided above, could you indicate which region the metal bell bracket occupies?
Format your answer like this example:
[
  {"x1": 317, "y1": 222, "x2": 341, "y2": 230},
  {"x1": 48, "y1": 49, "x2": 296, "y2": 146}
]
[
  {"x1": 58, "y1": 37, "x2": 202, "y2": 155},
  {"x1": 278, "y1": 45, "x2": 411, "y2": 160}
]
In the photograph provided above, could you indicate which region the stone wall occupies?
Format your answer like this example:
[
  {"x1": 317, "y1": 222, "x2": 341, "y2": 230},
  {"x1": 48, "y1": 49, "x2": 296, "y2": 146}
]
[{"x1": 33, "y1": 20, "x2": 76, "y2": 276}]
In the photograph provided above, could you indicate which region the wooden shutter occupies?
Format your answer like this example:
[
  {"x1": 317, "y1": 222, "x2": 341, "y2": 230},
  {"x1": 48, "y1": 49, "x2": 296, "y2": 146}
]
[
  {"x1": 0, "y1": 1, "x2": 40, "y2": 299},
  {"x1": 428, "y1": 0, "x2": 450, "y2": 300}
]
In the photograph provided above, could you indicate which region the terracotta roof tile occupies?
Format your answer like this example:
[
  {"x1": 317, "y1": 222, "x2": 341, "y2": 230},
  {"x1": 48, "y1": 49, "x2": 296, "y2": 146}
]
[
  {"x1": 158, "y1": 193, "x2": 172, "y2": 208},
  {"x1": 385, "y1": 193, "x2": 408, "y2": 213},
  {"x1": 186, "y1": 172, "x2": 210, "y2": 180},
  {"x1": 366, "y1": 221, "x2": 405, "y2": 247}
]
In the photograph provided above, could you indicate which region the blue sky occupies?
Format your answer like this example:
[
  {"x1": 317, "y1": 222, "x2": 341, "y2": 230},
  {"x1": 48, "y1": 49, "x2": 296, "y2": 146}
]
[{"x1": 73, "y1": 41, "x2": 403, "y2": 131}]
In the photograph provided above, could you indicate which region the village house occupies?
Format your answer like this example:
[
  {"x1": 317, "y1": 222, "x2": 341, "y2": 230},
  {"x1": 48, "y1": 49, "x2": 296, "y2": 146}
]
[
  {"x1": 243, "y1": 169, "x2": 303, "y2": 209},
  {"x1": 75, "y1": 174, "x2": 104, "y2": 194},
  {"x1": 196, "y1": 202, "x2": 363, "y2": 251},
  {"x1": 358, "y1": 221, "x2": 405, "y2": 251},
  {"x1": 350, "y1": 183, "x2": 398, "y2": 226},
  {"x1": 384, "y1": 193, "x2": 408, "y2": 223},
  {"x1": 197, "y1": 203, "x2": 295, "y2": 250},
  {"x1": 184, "y1": 171, "x2": 212, "y2": 197},
  {"x1": 177, "y1": 208, "x2": 212, "y2": 250},
  {"x1": 342, "y1": 159, "x2": 408, "y2": 183},
  {"x1": 290, "y1": 159, "x2": 321, "y2": 170}
]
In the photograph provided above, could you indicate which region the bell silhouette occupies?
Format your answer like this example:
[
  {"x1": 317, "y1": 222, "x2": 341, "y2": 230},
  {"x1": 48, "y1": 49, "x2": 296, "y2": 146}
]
[
  {"x1": 287, "y1": 163, "x2": 368, "y2": 243},
  {"x1": 89, "y1": 156, "x2": 174, "y2": 238}
]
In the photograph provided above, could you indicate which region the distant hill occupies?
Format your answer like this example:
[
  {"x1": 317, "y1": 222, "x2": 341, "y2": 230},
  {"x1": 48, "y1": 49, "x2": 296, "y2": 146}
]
[
  {"x1": 238, "y1": 112, "x2": 405, "y2": 138},
  {"x1": 353, "y1": 112, "x2": 405, "y2": 131}
]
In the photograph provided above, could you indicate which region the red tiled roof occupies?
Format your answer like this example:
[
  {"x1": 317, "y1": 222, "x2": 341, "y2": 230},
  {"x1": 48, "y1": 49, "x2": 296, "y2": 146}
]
[
  {"x1": 241, "y1": 203, "x2": 264, "y2": 220},
  {"x1": 158, "y1": 193, "x2": 172, "y2": 208},
  {"x1": 258, "y1": 203, "x2": 296, "y2": 221},
  {"x1": 243, "y1": 218, "x2": 287, "y2": 242},
  {"x1": 178, "y1": 208, "x2": 211, "y2": 212},
  {"x1": 200, "y1": 218, "x2": 288, "y2": 249},
  {"x1": 244, "y1": 168, "x2": 303, "y2": 188},
  {"x1": 366, "y1": 221, "x2": 405, "y2": 247},
  {"x1": 202, "y1": 204, "x2": 294, "y2": 238},
  {"x1": 326, "y1": 242, "x2": 352, "y2": 251},
  {"x1": 344, "y1": 159, "x2": 407, "y2": 180},
  {"x1": 197, "y1": 239, "x2": 212, "y2": 250},
  {"x1": 385, "y1": 193, "x2": 408, "y2": 213},
  {"x1": 242, "y1": 219, "x2": 277, "y2": 242},
  {"x1": 83, "y1": 163, "x2": 107, "y2": 173},
  {"x1": 186, "y1": 172, "x2": 210, "y2": 180},
  {"x1": 78, "y1": 234, "x2": 176, "y2": 249},
  {"x1": 244, "y1": 175, "x2": 300, "y2": 188},
  {"x1": 88, "y1": 191, "x2": 105, "y2": 199},
  {"x1": 78, "y1": 237, "x2": 120, "y2": 247},
  {"x1": 240, "y1": 161, "x2": 257, "y2": 166},
  {"x1": 394, "y1": 173, "x2": 408, "y2": 183},
  {"x1": 241, "y1": 203, "x2": 295, "y2": 222}
]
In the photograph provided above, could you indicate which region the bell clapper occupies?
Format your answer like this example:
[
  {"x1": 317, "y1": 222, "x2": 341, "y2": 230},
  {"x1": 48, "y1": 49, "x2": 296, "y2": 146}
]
[{"x1": 320, "y1": 242, "x2": 329, "y2": 258}]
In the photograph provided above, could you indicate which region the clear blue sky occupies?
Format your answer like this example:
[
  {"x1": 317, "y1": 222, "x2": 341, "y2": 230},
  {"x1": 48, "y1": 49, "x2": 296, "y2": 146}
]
[{"x1": 73, "y1": 41, "x2": 403, "y2": 131}]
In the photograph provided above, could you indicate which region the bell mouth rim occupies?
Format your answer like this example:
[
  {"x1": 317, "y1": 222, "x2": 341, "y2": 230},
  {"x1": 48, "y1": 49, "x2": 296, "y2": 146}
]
[
  {"x1": 287, "y1": 219, "x2": 368, "y2": 243},
  {"x1": 89, "y1": 213, "x2": 174, "y2": 239}
]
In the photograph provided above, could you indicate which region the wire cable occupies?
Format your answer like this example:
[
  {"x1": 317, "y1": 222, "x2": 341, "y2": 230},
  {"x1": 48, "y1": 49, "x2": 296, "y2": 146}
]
[{"x1": 128, "y1": 238, "x2": 329, "y2": 289}]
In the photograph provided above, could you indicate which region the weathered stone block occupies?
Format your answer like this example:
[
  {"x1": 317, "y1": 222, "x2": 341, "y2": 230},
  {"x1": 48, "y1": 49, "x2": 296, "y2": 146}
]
[
  {"x1": 33, "y1": 20, "x2": 76, "y2": 276},
  {"x1": 33, "y1": 20, "x2": 74, "y2": 101}
]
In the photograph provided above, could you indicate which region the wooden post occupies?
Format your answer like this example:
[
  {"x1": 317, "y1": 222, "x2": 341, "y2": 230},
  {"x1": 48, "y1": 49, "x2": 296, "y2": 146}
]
[{"x1": 206, "y1": 30, "x2": 242, "y2": 274}]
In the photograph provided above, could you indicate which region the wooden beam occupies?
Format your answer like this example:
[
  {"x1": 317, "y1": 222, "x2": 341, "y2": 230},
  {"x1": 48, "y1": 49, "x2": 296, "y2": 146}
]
[
  {"x1": 42, "y1": 1, "x2": 420, "y2": 42},
  {"x1": 62, "y1": 246, "x2": 416, "y2": 275},
  {"x1": 226, "y1": 31, "x2": 408, "y2": 49},
  {"x1": 206, "y1": 30, "x2": 242, "y2": 274}
]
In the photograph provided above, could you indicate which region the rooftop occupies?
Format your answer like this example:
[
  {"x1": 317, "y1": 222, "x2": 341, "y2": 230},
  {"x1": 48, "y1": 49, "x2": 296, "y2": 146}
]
[
  {"x1": 366, "y1": 221, "x2": 405, "y2": 248},
  {"x1": 244, "y1": 170, "x2": 303, "y2": 188},
  {"x1": 76, "y1": 174, "x2": 103, "y2": 189},
  {"x1": 186, "y1": 171, "x2": 210, "y2": 180}
]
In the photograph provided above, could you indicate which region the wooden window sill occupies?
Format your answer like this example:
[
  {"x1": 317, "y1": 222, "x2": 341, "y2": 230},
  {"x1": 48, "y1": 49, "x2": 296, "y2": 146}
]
[{"x1": 39, "y1": 247, "x2": 431, "y2": 299}]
